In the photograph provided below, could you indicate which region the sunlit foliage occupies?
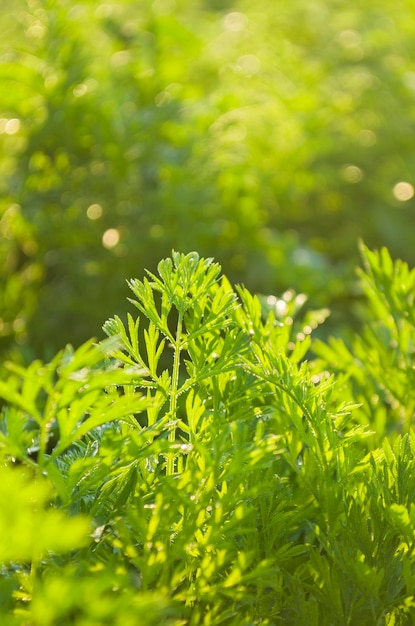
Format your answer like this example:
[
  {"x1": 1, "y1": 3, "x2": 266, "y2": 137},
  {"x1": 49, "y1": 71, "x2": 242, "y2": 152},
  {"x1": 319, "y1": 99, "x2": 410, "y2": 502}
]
[
  {"x1": 1, "y1": 247, "x2": 415, "y2": 624},
  {"x1": 1, "y1": 0, "x2": 415, "y2": 359}
]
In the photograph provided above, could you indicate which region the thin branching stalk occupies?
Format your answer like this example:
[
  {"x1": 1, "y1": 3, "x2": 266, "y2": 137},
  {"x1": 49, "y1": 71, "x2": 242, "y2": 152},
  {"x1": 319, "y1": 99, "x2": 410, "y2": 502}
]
[{"x1": 167, "y1": 310, "x2": 183, "y2": 474}]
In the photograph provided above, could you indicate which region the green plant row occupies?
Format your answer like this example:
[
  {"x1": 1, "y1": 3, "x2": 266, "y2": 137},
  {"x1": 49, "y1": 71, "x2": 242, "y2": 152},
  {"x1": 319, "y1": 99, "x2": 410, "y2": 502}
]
[
  {"x1": 1, "y1": 244, "x2": 415, "y2": 625},
  {"x1": 2, "y1": 0, "x2": 415, "y2": 359}
]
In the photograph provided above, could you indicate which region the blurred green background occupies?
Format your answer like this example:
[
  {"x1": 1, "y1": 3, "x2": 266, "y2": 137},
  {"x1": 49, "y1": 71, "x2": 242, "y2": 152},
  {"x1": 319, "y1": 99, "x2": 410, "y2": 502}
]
[{"x1": 1, "y1": 0, "x2": 414, "y2": 362}]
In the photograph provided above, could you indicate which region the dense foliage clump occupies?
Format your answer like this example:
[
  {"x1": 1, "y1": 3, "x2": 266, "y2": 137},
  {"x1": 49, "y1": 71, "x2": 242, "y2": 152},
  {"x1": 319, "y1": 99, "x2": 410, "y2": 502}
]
[{"x1": 1, "y1": 246, "x2": 415, "y2": 625}]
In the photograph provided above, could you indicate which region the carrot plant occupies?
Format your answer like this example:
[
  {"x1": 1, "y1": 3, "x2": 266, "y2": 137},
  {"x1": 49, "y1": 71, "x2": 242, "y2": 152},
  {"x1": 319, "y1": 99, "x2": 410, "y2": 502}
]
[{"x1": 1, "y1": 247, "x2": 415, "y2": 625}]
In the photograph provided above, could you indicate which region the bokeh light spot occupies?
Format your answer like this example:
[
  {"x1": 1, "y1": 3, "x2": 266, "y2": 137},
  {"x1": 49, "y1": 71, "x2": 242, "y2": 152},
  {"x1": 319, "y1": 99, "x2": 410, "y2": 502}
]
[
  {"x1": 111, "y1": 51, "x2": 131, "y2": 68},
  {"x1": 155, "y1": 90, "x2": 172, "y2": 107},
  {"x1": 337, "y1": 29, "x2": 361, "y2": 47},
  {"x1": 223, "y1": 12, "x2": 247, "y2": 32},
  {"x1": 95, "y1": 4, "x2": 113, "y2": 19},
  {"x1": 403, "y1": 72, "x2": 415, "y2": 91},
  {"x1": 1, "y1": 119, "x2": 21, "y2": 135},
  {"x1": 237, "y1": 54, "x2": 261, "y2": 76},
  {"x1": 342, "y1": 165, "x2": 363, "y2": 183},
  {"x1": 149, "y1": 224, "x2": 164, "y2": 239},
  {"x1": 102, "y1": 228, "x2": 120, "y2": 248},
  {"x1": 358, "y1": 129, "x2": 376, "y2": 147},
  {"x1": 152, "y1": 0, "x2": 176, "y2": 15},
  {"x1": 13, "y1": 317, "x2": 25, "y2": 333},
  {"x1": 73, "y1": 83, "x2": 88, "y2": 97},
  {"x1": 87, "y1": 204, "x2": 103, "y2": 220},
  {"x1": 393, "y1": 182, "x2": 414, "y2": 202},
  {"x1": 275, "y1": 299, "x2": 288, "y2": 316}
]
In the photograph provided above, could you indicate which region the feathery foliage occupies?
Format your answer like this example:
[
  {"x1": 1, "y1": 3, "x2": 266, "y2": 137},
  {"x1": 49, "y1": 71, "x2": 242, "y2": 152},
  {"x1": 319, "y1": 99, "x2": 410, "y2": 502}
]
[{"x1": 1, "y1": 247, "x2": 415, "y2": 624}]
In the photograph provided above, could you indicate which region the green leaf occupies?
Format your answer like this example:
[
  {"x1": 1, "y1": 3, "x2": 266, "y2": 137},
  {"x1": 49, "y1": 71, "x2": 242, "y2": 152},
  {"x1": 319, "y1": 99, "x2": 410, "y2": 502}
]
[{"x1": 0, "y1": 466, "x2": 89, "y2": 564}]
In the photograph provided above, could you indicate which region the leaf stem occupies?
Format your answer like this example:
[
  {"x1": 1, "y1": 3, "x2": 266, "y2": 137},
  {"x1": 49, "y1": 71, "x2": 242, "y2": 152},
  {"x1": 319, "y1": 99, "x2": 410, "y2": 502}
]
[{"x1": 167, "y1": 310, "x2": 183, "y2": 474}]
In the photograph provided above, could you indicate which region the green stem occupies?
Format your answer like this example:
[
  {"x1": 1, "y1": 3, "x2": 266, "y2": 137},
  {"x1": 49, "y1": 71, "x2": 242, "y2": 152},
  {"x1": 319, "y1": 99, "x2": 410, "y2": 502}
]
[
  {"x1": 167, "y1": 311, "x2": 183, "y2": 475},
  {"x1": 37, "y1": 417, "x2": 49, "y2": 471},
  {"x1": 37, "y1": 396, "x2": 55, "y2": 471}
]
